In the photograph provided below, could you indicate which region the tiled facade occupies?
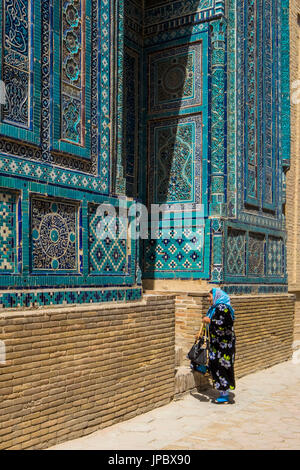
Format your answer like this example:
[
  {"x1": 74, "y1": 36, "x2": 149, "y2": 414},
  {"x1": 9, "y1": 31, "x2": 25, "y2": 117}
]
[
  {"x1": 0, "y1": 0, "x2": 292, "y2": 307},
  {"x1": 0, "y1": 0, "x2": 142, "y2": 308},
  {"x1": 124, "y1": 0, "x2": 290, "y2": 293},
  {"x1": 286, "y1": 0, "x2": 300, "y2": 347}
]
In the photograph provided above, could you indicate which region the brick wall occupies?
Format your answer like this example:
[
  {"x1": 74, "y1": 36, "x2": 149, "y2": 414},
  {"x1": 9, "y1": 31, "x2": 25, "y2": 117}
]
[
  {"x1": 0, "y1": 295, "x2": 175, "y2": 450},
  {"x1": 232, "y1": 295, "x2": 295, "y2": 377},
  {"x1": 287, "y1": 0, "x2": 300, "y2": 347},
  {"x1": 173, "y1": 293, "x2": 295, "y2": 379},
  {"x1": 294, "y1": 295, "x2": 300, "y2": 345}
]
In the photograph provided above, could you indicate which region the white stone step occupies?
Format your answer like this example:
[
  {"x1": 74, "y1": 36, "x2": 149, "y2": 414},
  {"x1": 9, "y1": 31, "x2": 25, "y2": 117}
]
[{"x1": 174, "y1": 366, "x2": 210, "y2": 396}]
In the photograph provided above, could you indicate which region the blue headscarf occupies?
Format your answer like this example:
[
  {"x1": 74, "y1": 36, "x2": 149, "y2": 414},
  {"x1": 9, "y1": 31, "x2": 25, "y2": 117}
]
[{"x1": 207, "y1": 288, "x2": 235, "y2": 320}]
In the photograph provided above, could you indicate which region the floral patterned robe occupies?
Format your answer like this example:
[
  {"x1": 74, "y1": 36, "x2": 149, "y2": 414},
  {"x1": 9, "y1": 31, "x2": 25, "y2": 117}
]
[{"x1": 208, "y1": 303, "x2": 236, "y2": 392}]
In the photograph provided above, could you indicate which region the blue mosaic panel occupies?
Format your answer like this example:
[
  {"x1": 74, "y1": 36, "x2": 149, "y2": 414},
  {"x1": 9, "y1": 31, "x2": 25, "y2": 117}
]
[
  {"x1": 262, "y1": 0, "x2": 274, "y2": 207},
  {"x1": 124, "y1": 0, "x2": 143, "y2": 45},
  {"x1": 224, "y1": 223, "x2": 286, "y2": 284},
  {"x1": 53, "y1": 0, "x2": 91, "y2": 159},
  {"x1": 88, "y1": 204, "x2": 128, "y2": 275},
  {"x1": 210, "y1": 20, "x2": 226, "y2": 175},
  {"x1": 224, "y1": 284, "x2": 288, "y2": 295},
  {"x1": 98, "y1": 0, "x2": 112, "y2": 192},
  {"x1": 280, "y1": 0, "x2": 290, "y2": 170},
  {"x1": 148, "y1": 115, "x2": 202, "y2": 204},
  {"x1": 144, "y1": 0, "x2": 225, "y2": 35},
  {"x1": 61, "y1": 0, "x2": 85, "y2": 145},
  {"x1": 149, "y1": 43, "x2": 202, "y2": 113},
  {"x1": 0, "y1": 287, "x2": 142, "y2": 308},
  {"x1": 0, "y1": 0, "x2": 41, "y2": 144},
  {"x1": 267, "y1": 237, "x2": 283, "y2": 276},
  {"x1": 237, "y1": 0, "x2": 280, "y2": 212},
  {"x1": 31, "y1": 197, "x2": 78, "y2": 272},
  {"x1": 0, "y1": 191, "x2": 17, "y2": 272},
  {"x1": 226, "y1": 229, "x2": 246, "y2": 276},
  {"x1": 231, "y1": 0, "x2": 288, "y2": 242},
  {"x1": 2, "y1": 0, "x2": 31, "y2": 127},
  {"x1": 245, "y1": 0, "x2": 258, "y2": 201},
  {"x1": 124, "y1": 47, "x2": 139, "y2": 198},
  {"x1": 144, "y1": 224, "x2": 205, "y2": 277},
  {"x1": 144, "y1": 30, "x2": 209, "y2": 281},
  {"x1": 248, "y1": 233, "x2": 265, "y2": 276}
]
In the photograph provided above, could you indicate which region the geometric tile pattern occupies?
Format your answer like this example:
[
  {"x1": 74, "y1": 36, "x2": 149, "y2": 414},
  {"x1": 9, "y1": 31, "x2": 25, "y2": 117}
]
[
  {"x1": 267, "y1": 237, "x2": 283, "y2": 276},
  {"x1": 0, "y1": 191, "x2": 17, "y2": 272},
  {"x1": 61, "y1": 0, "x2": 85, "y2": 145},
  {"x1": 144, "y1": 0, "x2": 224, "y2": 35},
  {"x1": 123, "y1": 47, "x2": 139, "y2": 198},
  {"x1": 145, "y1": 225, "x2": 205, "y2": 276},
  {"x1": 0, "y1": 154, "x2": 101, "y2": 191},
  {"x1": 0, "y1": 287, "x2": 142, "y2": 308},
  {"x1": 156, "y1": 123, "x2": 193, "y2": 203},
  {"x1": 31, "y1": 197, "x2": 78, "y2": 272},
  {"x1": 237, "y1": 0, "x2": 281, "y2": 212},
  {"x1": 51, "y1": 0, "x2": 93, "y2": 163},
  {"x1": 224, "y1": 0, "x2": 288, "y2": 290},
  {"x1": 226, "y1": 229, "x2": 246, "y2": 276},
  {"x1": 244, "y1": 0, "x2": 258, "y2": 201},
  {"x1": 0, "y1": 0, "x2": 41, "y2": 145},
  {"x1": 52, "y1": 0, "x2": 91, "y2": 159},
  {"x1": 262, "y1": 0, "x2": 274, "y2": 207},
  {"x1": 149, "y1": 42, "x2": 202, "y2": 113},
  {"x1": 144, "y1": 23, "x2": 209, "y2": 281},
  {"x1": 148, "y1": 114, "x2": 202, "y2": 204},
  {"x1": 2, "y1": 0, "x2": 31, "y2": 127},
  {"x1": 225, "y1": 226, "x2": 285, "y2": 283},
  {"x1": 211, "y1": 219, "x2": 223, "y2": 283},
  {"x1": 97, "y1": 0, "x2": 113, "y2": 191},
  {"x1": 224, "y1": 284, "x2": 288, "y2": 295},
  {"x1": 89, "y1": 204, "x2": 128, "y2": 275},
  {"x1": 209, "y1": 12, "x2": 226, "y2": 296},
  {"x1": 248, "y1": 233, "x2": 265, "y2": 276}
]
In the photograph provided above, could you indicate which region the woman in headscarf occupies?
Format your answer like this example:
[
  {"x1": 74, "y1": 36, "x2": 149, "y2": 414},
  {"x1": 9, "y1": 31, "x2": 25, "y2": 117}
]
[{"x1": 202, "y1": 288, "x2": 236, "y2": 404}]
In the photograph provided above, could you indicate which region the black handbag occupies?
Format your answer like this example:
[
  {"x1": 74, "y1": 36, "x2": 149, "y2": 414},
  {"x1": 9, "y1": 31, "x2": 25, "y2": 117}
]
[{"x1": 187, "y1": 326, "x2": 210, "y2": 367}]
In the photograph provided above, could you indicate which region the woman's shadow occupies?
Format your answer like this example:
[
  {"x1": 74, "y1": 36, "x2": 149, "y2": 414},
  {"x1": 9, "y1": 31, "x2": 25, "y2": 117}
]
[{"x1": 190, "y1": 373, "x2": 236, "y2": 404}]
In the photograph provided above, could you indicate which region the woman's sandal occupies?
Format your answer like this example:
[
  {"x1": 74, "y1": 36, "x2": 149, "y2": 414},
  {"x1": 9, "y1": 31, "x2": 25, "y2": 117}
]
[{"x1": 215, "y1": 395, "x2": 229, "y2": 404}]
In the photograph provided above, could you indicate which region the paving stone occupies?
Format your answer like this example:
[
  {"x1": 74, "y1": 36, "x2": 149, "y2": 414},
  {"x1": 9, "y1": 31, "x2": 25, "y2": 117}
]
[{"x1": 50, "y1": 361, "x2": 300, "y2": 450}]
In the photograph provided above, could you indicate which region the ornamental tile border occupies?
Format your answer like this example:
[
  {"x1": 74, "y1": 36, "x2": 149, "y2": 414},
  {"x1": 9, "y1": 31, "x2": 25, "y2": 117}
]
[{"x1": 0, "y1": 286, "x2": 142, "y2": 309}]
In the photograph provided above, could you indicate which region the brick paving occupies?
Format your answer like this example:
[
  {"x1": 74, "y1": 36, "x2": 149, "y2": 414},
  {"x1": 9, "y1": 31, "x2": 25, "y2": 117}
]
[{"x1": 50, "y1": 360, "x2": 300, "y2": 450}]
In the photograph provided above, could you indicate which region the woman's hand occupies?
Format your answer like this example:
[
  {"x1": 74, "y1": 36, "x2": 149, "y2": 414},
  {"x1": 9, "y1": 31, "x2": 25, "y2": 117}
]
[{"x1": 202, "y1": 316, "x2": 211, "y2": 324}]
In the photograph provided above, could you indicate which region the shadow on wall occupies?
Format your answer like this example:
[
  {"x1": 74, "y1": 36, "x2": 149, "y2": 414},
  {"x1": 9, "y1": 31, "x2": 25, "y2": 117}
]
[{"x1": 123, "y1": 0, "x2": 215, "y2": 289}]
